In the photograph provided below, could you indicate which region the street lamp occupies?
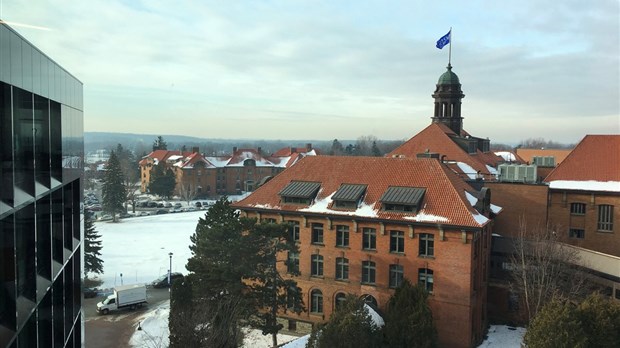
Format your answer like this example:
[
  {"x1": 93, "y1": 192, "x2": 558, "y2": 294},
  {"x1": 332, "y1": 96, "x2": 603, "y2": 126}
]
[{"x1": 168, "y1": 252, "x2": 173, "y2": 286}]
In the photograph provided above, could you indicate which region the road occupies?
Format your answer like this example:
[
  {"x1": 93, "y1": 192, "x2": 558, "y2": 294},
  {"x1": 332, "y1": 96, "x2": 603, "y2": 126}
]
[{"x1": 84, "y1": 286, "x2": 171, "y2": 348}]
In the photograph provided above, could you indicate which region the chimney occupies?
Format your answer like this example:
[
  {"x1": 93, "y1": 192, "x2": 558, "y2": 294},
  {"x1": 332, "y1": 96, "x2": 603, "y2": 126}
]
[
  {"x1": 233, "y1": 146, "x2": 237, "y2": 153},
  {"x1": 192, "y1": 147, "x2": 199, "y2": 154},
  {"x1": 306, "y1": 143, "x2": 312, "y2": 151}
]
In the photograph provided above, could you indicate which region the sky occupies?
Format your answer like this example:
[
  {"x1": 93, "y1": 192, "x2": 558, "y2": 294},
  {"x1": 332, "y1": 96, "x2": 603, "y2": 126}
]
[{"x1": 2, "y1": 0, "x2": 619, "y2": 144}]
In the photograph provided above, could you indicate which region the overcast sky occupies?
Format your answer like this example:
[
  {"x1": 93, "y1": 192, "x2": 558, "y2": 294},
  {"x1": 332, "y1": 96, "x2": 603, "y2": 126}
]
[{"x1": 2, "y1": 0, "x2": 618, "y2": 144}]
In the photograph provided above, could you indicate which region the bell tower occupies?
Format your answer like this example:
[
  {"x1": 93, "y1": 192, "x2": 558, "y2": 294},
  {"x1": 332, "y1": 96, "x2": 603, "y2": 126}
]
[{"x1": 431, "y1": 64, "x2": 465, "y2": 135}]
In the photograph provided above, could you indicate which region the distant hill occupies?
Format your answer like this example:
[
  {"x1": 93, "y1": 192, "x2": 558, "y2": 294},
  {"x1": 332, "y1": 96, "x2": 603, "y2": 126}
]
[{"x1": 84, "y1": 132, "x2": 332, "y2": 156}]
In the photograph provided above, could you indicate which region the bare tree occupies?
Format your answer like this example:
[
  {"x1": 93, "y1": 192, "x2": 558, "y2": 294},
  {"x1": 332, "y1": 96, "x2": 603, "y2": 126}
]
[
  {"x1": 179, "y1": 182, "x2": 199, "y2": 206},
  {"x1": 510, "y1": 218, "x2": 587, "y2": 322}
]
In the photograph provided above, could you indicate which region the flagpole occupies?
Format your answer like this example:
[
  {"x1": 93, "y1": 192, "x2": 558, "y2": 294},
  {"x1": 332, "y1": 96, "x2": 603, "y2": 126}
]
[{"x1": 448, "y1": 27, "x2": 452, "y2": 66}]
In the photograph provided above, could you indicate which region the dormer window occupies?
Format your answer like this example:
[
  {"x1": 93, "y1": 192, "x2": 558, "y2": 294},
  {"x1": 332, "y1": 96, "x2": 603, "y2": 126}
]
[
  {"x1": 244, "y1": 159, "x2": 256, "y2": 167},
  {"x1": 279, "y1": 181, "x2": 321, "y2": 205},
  {"x1": 332, "y1": 184, "x2": 367, "y2": 209},
  {"x1": 380, "y1": 186, "x2": 425, "y2": 213}
]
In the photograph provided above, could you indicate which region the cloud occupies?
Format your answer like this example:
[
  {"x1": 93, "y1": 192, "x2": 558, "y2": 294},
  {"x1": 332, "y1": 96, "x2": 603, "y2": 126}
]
[{"x1": 4, "y1": 0, "x2": 618, "y2": 143}]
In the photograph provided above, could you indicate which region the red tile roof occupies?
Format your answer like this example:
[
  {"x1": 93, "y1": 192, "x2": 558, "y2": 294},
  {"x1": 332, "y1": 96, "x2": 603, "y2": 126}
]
[
  {"x1": 386, "y1": 123, "x2": 501, "y2": 177},
  {"x1": 516, "y1": 148, "x2": 572, "y2": 166},
  {"x1": 233, "y1": 156, "x2": 492, "y2": 228},
  {"x1": 545, "y1": 135, "x2": 620, "y2": 182}
]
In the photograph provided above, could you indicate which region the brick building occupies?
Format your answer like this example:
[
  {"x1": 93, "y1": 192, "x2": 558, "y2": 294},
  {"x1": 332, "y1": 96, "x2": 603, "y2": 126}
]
[
  {"x1": 544, "y1": 135, "x2": 620, "y2": 256},
  {"x1": 232, "y1": 156, "x2": 499, "y2": 348},
  {"x1": 139, "y1": 144, "x2": 318, "y2": 197}
]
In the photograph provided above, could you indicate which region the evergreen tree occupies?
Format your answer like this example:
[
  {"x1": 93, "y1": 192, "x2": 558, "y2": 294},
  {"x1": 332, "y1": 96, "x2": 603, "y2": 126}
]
[
  {"x1": 306, "y1": 295, "x2": 382, "y2": 348},
  {"x1": 83, "y1": 212, "x2": 103, "y2": 278},
  {"x1": 330, "y1": 139, "x2": 344, "y2": 155},
  {"x1": 169, "y1": 276, "x2": 202, "y2": 347},
  {"x1": 149, "y1": 164, "x2": 176, "y2": 198},
  {"x1": 524, "y1": 294, "x2": 620, "y2": 348},
  {"x1": 115, "y1": 143, "x2": 139, "y2": 212},
  {"x1": 523, "y1": 298, "x2": 586, "y2": 348},
  {"x1": 153, "y1": 136, "x2": 168, "y2": 151},
  {"x1": 371, "y1": 141, "x2": 381, "y2": 157},
  {"x1": 245, "y1": 221, "x2": 304, "y2": 347},
  {"x1": 102, "y1": 151, "x2": 126, "y2": 222},
  {"x1": 383, "y1": 279, "x2": 438, "y2": 348}
]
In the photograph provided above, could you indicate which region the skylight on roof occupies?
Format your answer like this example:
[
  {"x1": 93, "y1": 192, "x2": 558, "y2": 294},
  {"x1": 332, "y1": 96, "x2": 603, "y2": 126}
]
[
  {"x1": 380, "y1": 186, "x2": 425, "y2": 207},
  {"x1": 279, "y1": 181, "x2": 321, "y2": 199}
]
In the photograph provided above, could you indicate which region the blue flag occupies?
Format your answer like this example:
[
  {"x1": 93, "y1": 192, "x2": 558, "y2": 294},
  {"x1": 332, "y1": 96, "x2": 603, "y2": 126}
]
[{"x1": 436, "y1": 30, "x2": 451, "y2": 49}]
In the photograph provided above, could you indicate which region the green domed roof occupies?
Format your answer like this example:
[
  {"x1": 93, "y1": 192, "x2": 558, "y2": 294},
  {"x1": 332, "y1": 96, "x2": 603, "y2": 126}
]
[{"x1": 438, "y1": 64, "x2": 460, "y2": 85}]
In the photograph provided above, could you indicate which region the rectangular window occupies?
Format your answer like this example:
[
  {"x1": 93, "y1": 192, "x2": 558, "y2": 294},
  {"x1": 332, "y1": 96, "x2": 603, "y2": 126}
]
[
  {"x1": 598, "y1": 205, "x2": 614, "y2": 231},
  {"x1": 264, "y1": 218, "x2": 276, "y2": 223},
  {"x1": 362, "y1": 228, "x2": 376, "y2": 250},
  {"x1": 418, "y1": 268, "x2": 434, "y2": 293},
  {"x1": 390, "y1": 230, "x2": 405, "y2": 253},
  {"x1": 389, "y1": 264, "x2": 404, "y2": 288},
  {"x1": 287, "y1": 252, "x2": 300, "y2": 274},
  {"x1": 570, "y1": 203, "x2": 586, "y2": 215},
  {"x1": 362, "y1": 261, "x2": 376, "y2": 284},
  {"x1": 312, "y1": 223, "x2": 324, "y2": 244},
  {"x1": 336, "y1": 225, "x2": 349, "y2": 247},
  {"x1": 311, "y1": 254, "x2": 323, "y2": 277},
  {"x1": 419, "y1": 233, "x2": 434, "y2": 257},
  {"x1": 335, "y1": 257, "x2": 349, "y2": 280},
  {"x1": 287, "y1": 220, "x2": 300, "y2": 242},
  {"x1": 569, "y1": 228, "x2": 585, "y2": 239}
]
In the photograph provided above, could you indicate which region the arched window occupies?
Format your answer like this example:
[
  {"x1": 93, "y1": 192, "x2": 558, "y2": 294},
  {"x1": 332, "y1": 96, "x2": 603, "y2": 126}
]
[
  {"x1": 334, "y1": 292, "x2": 347, "y2": 310},
  {"x1": 361, "y1": 294, "x2": 378, "y2": 308},
  {"x1": 310, "y1": 289, "x2": 323, "y2": 313}
]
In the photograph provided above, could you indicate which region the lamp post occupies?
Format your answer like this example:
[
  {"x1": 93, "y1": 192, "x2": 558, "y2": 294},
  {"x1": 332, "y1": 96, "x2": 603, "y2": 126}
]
[{"x1": 168, "y1": 252, "x2": 173, "y2": 286}]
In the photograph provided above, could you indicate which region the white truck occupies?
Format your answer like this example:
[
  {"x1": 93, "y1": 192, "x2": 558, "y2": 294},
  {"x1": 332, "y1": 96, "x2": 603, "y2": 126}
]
[{"x1": 96, "y1": 284, "x2": 147, "y2": 314}]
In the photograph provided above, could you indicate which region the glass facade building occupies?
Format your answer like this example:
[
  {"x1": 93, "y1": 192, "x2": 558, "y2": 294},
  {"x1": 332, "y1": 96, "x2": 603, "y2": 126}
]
[{"x1": 1, "y1": 22, "x2": 84, "y2": 347}]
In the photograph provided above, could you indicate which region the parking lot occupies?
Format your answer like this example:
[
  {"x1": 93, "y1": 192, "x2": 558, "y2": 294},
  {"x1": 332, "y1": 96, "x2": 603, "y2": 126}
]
[{"x1": 84, "y1": 286, "x2": 171, "y2": 348}]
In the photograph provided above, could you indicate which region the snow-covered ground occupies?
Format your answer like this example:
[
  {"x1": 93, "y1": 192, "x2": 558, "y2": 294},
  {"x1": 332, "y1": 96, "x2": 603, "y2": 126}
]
[{"x1": 95, "y1": 211, "x2": 205, "y2": 289}]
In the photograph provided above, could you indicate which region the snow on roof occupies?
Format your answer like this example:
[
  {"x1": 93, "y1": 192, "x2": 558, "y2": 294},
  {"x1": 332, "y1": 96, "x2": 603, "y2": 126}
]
[
  {"x1": 205, "y1": 156, "x2": 230, "y2": 167},
  {"x1": 548, "y1": 180, "x2": 620, "y2": 193},
  {"x1": 490, "y1": 203, "x2": 502, "y2": 214},
  {"x1": 403, "y1": 211, "x2": 450, "y2": 223},
  {"x1": 298, "y1": 192, "x2": 379, "y2": 218},
  {"x1": 495, "y1": 151, "x2": 516, "y2": 162},
  {"x1": 167, "y1": 155, "x2": 183, "y2": 161},
  {"x1": 456, "y1": 162, "x2": 478, "y2": 179},
  {"x1": 486, "y1": 164, "x2": 498, "y2": 176}
]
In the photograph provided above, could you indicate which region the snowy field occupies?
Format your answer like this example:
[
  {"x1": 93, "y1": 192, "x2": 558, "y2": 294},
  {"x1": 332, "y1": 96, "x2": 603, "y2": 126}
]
[{"x1": 94, "y1": 210, "x2": 205, "y2": 288}]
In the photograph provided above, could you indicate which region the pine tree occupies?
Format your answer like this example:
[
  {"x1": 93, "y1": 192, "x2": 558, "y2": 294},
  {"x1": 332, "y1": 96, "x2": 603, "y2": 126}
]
[
  {"x1": 371, "y1": 141, "x2": 381, "y2": 157},
  {"x1": 245, "y1": 221, "x2": 304, "y2": 347},
  {"x1": 102, "y1": 151, "x2": 126, "y2": 222},
  {"x1": 383, "y1": 279, "x2": 438, "y2": 348},
  {"x1": 330, "y1": 139, "x2": 344, "y2": 155},
  {"x1": 149, "y1": 164, "x2": 176, "y2": 199},
  {"x1": 83, "y1": 212, "x2": 104, "y2": 278},
  {"x1": 153, "y1": 136, "x2": 168, "y2": 151},
  {"x1": 306, "y1": 295, "x2": 382, "y2": 348}
]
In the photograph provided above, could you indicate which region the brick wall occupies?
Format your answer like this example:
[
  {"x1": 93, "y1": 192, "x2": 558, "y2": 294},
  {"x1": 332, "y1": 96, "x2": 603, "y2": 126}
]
[
  {"x1": 484, "y1": 182, "x2": 548, "y2": 237},
  {"x1": 245, "y1": 210, "x2": 488, "y2": 348}
]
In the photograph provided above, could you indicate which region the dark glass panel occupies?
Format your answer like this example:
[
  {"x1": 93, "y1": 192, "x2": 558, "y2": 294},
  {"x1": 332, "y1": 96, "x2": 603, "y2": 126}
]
[
  {"x1": 17, "y1": 313, "x2": 36, "y2": 348},
  {"x1": 37, "y1": 292, "x2": 53, "y2": 348},
  {"x1": 63, "y1": 184, "x2": 73, "y2": 252},
  {"x1": 52, "y1": 276, "x2": 64, "y2": 347},
  {"x1": 0, "y1": 82, "x2": 14, "y2": 208},
  {"x1": 12, "y1": 87, "x2": 35, "y2": 200},
  {"x1": 34, "y1": 95, "x2": 50, "y2": 190},
  {"x1": 51, "y1": 189, "x2": 63, "y2": 269},
  {"x1": 64, "y1": 264, "x2": 73, "y2": 336},
  {"x1": 50, "y1": 101, "x2": 61, "y2": 183},
  {"x1": 72, "y1": 180, "x2": 81, "y2": 243},
  {"x1": 15, "y1": 204, "x2": 35, "y2": 301},
  {"x1": 0, "y1": 215, "x2": 17, "y2": 347},
  {"x1": 73, "y1": 247, "x2": 81, "y2": 317},
  {"x1": 36, "y1": 194, "x2": 52, "y2": 280}
]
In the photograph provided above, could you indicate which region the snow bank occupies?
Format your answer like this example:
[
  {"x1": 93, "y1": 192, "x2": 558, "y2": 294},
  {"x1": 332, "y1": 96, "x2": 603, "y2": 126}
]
[
  {"x1": 478, "y1": 325, "x2": 525, "y2": 347},
  {"x1": 130, "y1": 301, "x2": 171, "y2": 348}
]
